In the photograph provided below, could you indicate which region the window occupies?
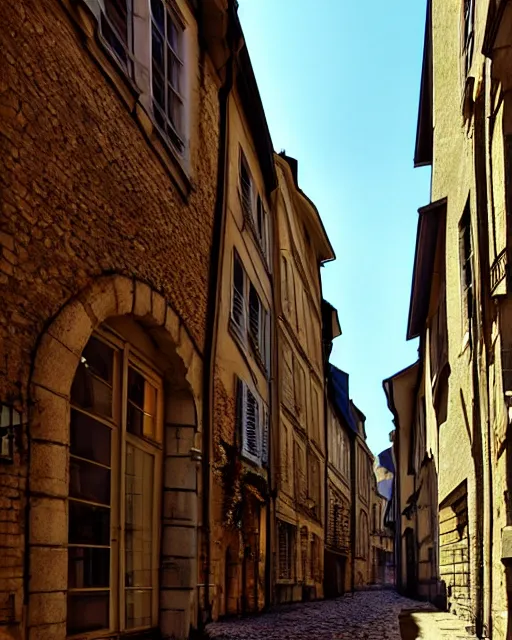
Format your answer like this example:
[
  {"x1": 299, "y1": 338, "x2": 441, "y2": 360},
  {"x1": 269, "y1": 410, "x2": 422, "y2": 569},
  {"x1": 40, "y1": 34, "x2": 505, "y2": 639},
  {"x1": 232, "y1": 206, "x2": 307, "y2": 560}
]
[
  {"x1": 68, "y1": 332, "x2": 163, "y2": 636},
  {"x1": 293, "y1": 440, "x2": 307, "y2": 504},
  {"x1": 311, "y1": 383, "x2": 321, "y2": 444},
  {"x1": 300, "y1": 526, "x2": 309, "y2": 583},
  {"x1": 358, "y1": 511, "x2": 369, "y2": 559},
  {"x1": 236, "y1": 378, "x2": 268, "y2": 467},
  {"x1": 100, "y1": 0, "x2": 134, "y2": 77},
  {"x1": 231, "y1": 251, "x2": 271, "y2": 369},
  {"x1": 277, "y1": 520, "x2": 295, "y2": 581},
  {"x1": 282, "y1": 342, "x2": 294, "y2": 410},
  {"x1": 239, "y1": 151, "x2": 270, "y2": 262},
  {"x1": 310, "y1": 534, "x2": 320, "y2": 583},
  {"x1": 240, "y1": 152, "x2": 253, "y2": 220},
  {"x1": 308, "y1": 453, "x2": 321, "y2": 518},
  {"x1": 280, "y1": 422, "x2": 290, "y2": 490},
  {"x1": 294, "y1": 358, "x2": 307, "y2": 424},
  {"x1": 459, "y1": 202, "x2": 473, "y2": 339},
  {"x1": 462, "y1": 0, "x2": 475, "y2": 77},
  {"x1": 151, "y1": 0, "x2": 185, "y2": 152}
]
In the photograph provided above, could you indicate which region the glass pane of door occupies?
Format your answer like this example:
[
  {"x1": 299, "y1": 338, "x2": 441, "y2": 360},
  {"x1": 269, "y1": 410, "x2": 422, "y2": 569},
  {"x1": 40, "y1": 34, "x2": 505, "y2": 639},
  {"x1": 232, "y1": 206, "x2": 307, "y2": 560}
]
[{"x1": 125, "y1": 443, "x2": 154, "y2": 629}]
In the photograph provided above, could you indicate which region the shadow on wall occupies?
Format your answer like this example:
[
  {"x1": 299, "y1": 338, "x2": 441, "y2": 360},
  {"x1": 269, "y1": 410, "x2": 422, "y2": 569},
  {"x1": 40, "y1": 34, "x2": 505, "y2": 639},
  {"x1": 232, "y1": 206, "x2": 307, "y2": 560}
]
[{"x1": 505, "y1": 424, "x2": 512, "y2": 640}]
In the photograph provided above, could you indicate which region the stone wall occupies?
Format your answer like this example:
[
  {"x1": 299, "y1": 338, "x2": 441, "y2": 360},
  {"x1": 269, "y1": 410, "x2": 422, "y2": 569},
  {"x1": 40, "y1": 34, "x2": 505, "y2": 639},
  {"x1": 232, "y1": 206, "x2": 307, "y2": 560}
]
[{"x1": 0, "y1": 0, "x2": 220, "y2": 635}]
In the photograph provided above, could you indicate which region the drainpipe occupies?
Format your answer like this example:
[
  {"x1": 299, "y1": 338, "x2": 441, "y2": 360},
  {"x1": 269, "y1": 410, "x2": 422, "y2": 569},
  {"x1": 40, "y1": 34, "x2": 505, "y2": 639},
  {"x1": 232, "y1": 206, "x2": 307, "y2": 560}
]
[
  {"x1": 201, "y1": 1, "x2": 237, "y2": 626},
  {"x1": 266, "y1": 186, "x2": 280, "y2": 610}
]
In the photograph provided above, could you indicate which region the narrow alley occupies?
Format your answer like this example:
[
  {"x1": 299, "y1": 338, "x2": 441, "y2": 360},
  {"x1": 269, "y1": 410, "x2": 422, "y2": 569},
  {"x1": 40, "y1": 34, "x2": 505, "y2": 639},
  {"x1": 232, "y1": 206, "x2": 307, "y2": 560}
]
[{"x1": 206, "y1": 591, "x2": 440, "y2": 640}]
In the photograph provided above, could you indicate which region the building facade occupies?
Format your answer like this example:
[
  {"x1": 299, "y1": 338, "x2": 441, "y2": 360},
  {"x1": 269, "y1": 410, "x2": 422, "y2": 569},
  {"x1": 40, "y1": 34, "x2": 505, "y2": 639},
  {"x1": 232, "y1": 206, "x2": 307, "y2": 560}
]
[
  {"x1": 271, "y1": 153, "x2": 334, "y2": 604},
  {"x1": 350, "y1": 402, "x2": 374, "y2": 589},
  {"x1": 369, "y1": 475, "x2": 394, "y2": 587},
  {"x1": 387, "y1": 0, "x2": 512, "y2": 636},
  {"x1": 208, "y1": 22, "x2": 276, "y2": 620},
  {"x1": 324, "y1": 369, "x2": 353, "y2": 598},
  {"x1": 0, "y1": 0, "x2": 283, "y2": 638},
  {"x1": 0, "y1": 0, "x2": 229, "y2": 637}
]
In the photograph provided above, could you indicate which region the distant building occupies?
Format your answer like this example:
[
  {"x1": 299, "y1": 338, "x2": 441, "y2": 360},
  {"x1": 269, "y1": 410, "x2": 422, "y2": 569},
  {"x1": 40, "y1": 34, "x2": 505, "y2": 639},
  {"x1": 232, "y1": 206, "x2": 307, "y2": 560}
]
[
  {"x1": 272, "y1": 153, "x2": 335, "y2": 604},
  {"x1": 324, "y1": 366, "x2": 353, "y2": 597}
]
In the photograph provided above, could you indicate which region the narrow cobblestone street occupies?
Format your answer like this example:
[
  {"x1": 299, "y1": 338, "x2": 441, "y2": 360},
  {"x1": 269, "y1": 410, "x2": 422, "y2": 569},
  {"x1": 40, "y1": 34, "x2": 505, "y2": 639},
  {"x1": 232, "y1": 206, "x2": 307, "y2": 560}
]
[{"x1": 206, "y1": 590, "x2": 434, "y2": 640}]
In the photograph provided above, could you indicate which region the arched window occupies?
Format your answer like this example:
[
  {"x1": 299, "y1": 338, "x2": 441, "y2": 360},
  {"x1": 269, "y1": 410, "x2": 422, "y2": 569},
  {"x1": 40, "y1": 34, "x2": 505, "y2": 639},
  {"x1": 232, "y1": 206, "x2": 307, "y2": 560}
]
[
  {"x1": 67, "y1": 328, "x2": 163, "y2": 636},
  {"x1": 359, "y1": 511, "x2": 369, "y2": 560}
]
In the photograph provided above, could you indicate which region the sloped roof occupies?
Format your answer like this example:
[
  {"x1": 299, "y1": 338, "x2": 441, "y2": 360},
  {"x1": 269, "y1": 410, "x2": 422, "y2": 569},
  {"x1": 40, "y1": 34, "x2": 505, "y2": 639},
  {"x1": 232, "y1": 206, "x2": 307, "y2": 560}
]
[{"x1": 328, "y1": 364, "x2": 358, "y2": 433}]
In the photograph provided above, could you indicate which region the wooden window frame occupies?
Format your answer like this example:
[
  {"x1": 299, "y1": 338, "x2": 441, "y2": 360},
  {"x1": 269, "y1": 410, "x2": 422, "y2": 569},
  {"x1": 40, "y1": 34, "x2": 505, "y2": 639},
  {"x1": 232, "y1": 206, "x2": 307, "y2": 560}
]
[{"x1": 68, "y1": 327, "x2": 163, "y2": 638}]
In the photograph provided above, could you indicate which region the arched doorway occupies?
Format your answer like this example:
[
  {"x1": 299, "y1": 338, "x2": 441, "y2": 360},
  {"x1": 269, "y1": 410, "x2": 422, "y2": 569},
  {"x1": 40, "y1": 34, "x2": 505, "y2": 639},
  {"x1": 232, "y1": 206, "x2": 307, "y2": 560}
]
[{"x1": 27, "y1": 276, "x2": 202, "y2": 640}]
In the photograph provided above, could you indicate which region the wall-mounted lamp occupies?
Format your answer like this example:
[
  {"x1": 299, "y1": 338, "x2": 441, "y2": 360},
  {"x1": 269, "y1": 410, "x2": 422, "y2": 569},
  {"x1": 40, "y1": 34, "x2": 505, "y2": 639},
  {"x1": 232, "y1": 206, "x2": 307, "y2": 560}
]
[{"x1": 0, "y1": 404, "x2": 21, "y2": 463}]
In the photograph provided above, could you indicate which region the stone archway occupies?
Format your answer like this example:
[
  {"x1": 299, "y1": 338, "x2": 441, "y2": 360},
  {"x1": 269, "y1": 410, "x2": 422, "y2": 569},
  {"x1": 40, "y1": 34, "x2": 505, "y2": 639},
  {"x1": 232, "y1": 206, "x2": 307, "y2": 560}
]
[{"x1": 27, "y1": 275, "x2": 202, "y2": 640}]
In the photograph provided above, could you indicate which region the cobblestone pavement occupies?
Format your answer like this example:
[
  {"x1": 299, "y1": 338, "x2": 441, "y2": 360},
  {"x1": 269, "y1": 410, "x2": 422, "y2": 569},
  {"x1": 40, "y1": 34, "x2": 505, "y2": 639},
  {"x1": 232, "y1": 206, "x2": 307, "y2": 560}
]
[{"x1": 206, "y1": 590, "x2": 435, "y2": 640}]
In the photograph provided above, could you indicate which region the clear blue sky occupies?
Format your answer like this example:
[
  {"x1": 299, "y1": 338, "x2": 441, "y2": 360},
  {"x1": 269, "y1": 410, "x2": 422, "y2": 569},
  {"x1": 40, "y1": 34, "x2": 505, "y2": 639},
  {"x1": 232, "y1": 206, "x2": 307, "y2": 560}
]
[{"x1": 238, "y1": 0, "x2": 431, "y2": 456}]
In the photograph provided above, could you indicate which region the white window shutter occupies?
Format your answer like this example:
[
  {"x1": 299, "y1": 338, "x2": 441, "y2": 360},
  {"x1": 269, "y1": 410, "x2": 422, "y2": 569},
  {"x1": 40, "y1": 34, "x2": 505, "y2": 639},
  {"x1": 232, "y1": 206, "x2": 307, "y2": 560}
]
[
  {"x1": 249, "y1": 285, "x2": 261, "y2": 348},
  {"x1": 243, "y1": 388, "x2": 260, "y2": 463},
  {"x1": 232, "y1": 253, "x2": 246, "y2": 336},
  {"x1": 235, "y1": 377, "x2": 245, "y2": 443}
]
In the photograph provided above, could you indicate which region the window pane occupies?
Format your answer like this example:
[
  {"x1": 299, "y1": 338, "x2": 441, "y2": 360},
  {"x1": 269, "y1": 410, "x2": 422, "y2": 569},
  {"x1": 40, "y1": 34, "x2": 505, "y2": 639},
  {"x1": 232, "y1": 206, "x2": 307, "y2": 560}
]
[
  {"x1": 81, "y1": 337, "x2": 114, "y2": 383},
  {"x1": 168, "y1": 50, "x2": 180, "y2": 89},
  {"x1": 151, "y1": 25, "x2": 164, "y2": 72},
  {"x1": 168, "y1": 88, "x2": 181, "y2": 134},
  {"x1": 125, "y1": 445, "x2": 154, "y2": 624},
  {"x1": 72, "y1": 338, "x2": 114, "y2": 418},
  {"x1": 70, "y1": 410, "x2": 112, "y2": 467},
  {"x1": 127, "y1": 368, "x2": 158, "y2": 441},
  {"x1": 151, "y1": 0, "x2": 164, "y2": 32},
  {"x1": 70, "y1": 457, "x2": 111, "y2": 505},
  {"x1": 126, "y1": 589, "x2": 152, "y2": 629},
  {"x1": 68, "y1": 547, "x2": 110, "y2": 589},
  {"x1": 69, "y1": 500, "x2": 110, "y2": 546},
  {"x1": 167, "y1": 11, "x2": 179, "y2": 49},
  {"x1": 67, "y1": 592, "x2": 109, "y2": 636}
]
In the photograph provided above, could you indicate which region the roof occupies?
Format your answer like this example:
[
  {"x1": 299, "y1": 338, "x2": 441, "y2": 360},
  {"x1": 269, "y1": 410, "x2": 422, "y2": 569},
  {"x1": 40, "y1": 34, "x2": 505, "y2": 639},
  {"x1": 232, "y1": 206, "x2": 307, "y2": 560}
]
[
  {"x1": 322, "y1": 299, "x2": 342, "y2": 341},
  {"x1": 328, "y1": 364, "x2": 358, "y2": 433},
  {"x1": 407, "y1": 198, "x2": 447, "y2": 340},
  {"x1": 236, "y1": 43, "x2": 277, "y2": 197},
  {"x1": 414, "y1": 0, "x2": 433, "y2": 167},
  {"x1": 275, "y1": 153, "x2": 335, "y2": 263}
]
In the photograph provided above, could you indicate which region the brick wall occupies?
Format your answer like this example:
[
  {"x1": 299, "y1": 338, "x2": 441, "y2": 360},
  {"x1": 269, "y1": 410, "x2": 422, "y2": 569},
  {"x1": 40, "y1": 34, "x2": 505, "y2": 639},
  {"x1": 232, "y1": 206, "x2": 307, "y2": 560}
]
[{"x1": 0, "y1": 0, "x2": 220, "y2": 630}]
